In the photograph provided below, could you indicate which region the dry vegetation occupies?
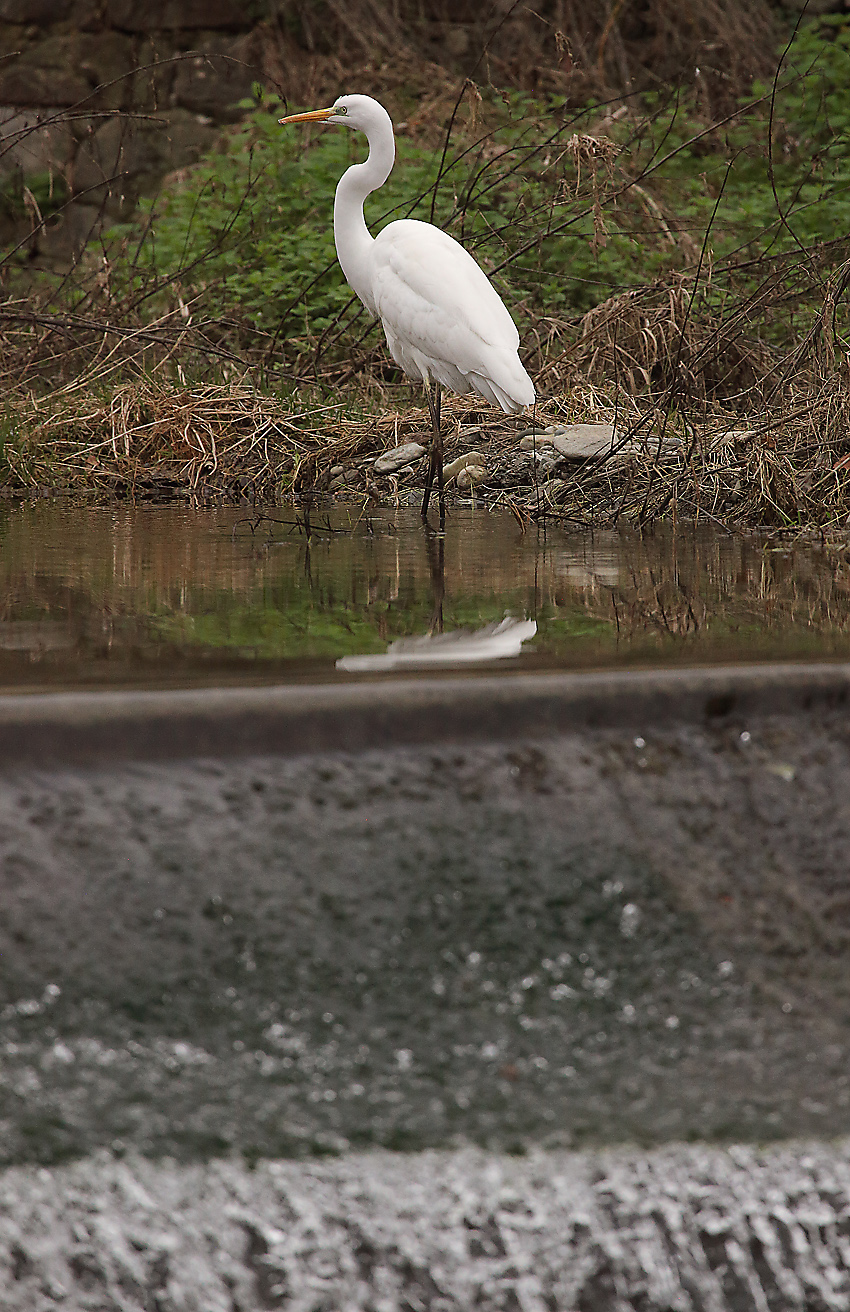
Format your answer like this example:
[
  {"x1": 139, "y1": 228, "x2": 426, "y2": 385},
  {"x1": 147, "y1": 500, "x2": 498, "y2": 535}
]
[{"x1": 1, "y1": 0, "x2": 849, "y2": 532}]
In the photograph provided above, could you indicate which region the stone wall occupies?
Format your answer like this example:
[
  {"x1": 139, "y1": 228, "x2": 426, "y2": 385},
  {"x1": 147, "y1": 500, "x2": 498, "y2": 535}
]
[{"x1": 0, "y1": 0, "x2": 274, "y2": 261}]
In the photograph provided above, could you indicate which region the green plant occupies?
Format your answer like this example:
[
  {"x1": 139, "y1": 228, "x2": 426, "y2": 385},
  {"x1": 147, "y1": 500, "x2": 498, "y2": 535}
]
[
  {"x1": 114, "y1": 99, "x2": 457, "y2": 342},
  {"x1": 0, "y1": 169, "x2": 69, "y2": 223}
]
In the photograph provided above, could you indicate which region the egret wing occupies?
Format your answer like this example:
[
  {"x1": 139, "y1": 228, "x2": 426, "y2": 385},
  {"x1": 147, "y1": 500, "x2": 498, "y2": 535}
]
[{"x1": 371, "y1": 219, "x2": 520, "y2": 367}]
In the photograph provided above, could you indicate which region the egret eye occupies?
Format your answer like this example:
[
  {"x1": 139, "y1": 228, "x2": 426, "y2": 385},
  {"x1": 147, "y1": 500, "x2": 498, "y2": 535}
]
[{"x1": 336, "y1": 106, "x2": 348, "y2": 115}]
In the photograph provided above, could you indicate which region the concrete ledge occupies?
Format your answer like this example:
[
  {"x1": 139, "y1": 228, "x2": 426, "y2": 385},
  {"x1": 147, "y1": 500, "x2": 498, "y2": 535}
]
[{"x1": 0, "y1": 662, "x2": 848, "y2": 766}]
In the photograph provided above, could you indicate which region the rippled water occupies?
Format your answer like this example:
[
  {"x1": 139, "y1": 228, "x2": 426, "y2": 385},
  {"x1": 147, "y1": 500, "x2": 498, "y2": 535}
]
[{"x1": 1, "y1": 502, "x2": 849, "y2": 688}]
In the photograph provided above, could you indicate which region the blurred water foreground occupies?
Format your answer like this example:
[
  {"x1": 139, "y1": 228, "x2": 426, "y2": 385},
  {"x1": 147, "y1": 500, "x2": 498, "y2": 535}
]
[
  {"x1": 1, "y1": 661, "x2": 850, "y2": 1307},
  {"x1": 2, "y1": 507, "x2": 850, "y2": 1307}
]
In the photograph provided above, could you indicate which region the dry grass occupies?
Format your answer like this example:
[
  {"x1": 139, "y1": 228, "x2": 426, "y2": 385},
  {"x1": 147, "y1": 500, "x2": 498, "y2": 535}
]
[
  {"x1": 4, "y1": 358, "x2": 850, "y2": 536},
  {"x1": 539, "y1": 389, "x2": 850, "y2": 531},
  {"x1": 260, "y1": 0, "x2": 780, "y2": 123},
  {"x1": 1, "y1": 377, "x2": 557, "y2": 503},
  {"x1": 2, "y1": 230, "x2": 848, "y2": 530}
]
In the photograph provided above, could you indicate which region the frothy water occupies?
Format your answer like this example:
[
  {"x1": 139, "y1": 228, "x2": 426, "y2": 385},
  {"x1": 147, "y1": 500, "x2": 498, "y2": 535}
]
[
  {"x1": 2, "y1": 1142, "x2": 849, "y2": 1311},
  {"x1": 3, "y1": 502, "x2": 850, "y2": 1308}
]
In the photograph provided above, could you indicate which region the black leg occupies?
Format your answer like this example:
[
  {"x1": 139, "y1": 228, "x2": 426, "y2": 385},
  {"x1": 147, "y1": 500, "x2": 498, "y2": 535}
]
[{"x1": 420, "y1": 379, "x2": 444, "y2": 524}]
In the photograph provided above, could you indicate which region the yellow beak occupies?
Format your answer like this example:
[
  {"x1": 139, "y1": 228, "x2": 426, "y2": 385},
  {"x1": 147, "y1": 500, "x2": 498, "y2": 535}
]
[{"x1": 278, "y1": 107, "x2": 335, "y2": 125}]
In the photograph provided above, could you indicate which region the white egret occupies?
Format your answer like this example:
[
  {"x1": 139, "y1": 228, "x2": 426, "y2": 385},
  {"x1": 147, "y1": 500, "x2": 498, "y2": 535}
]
[{"x1": 279, "y1": 93, "x2": 535, "y2": 521}]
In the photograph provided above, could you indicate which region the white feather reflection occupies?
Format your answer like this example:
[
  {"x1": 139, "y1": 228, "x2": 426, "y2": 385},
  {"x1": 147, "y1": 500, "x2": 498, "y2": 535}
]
[{"x1": 336, "y1": 617, "x2": 537, "y2": 672}]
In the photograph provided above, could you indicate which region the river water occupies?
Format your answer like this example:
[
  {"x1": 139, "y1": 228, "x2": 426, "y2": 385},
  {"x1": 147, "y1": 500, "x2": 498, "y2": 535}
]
[{"x1": 1, "y1": 502, "x2": 848, "y2": 689}]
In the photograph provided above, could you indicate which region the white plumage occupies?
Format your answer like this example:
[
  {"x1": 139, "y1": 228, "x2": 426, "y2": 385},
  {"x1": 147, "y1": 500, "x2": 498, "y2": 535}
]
[
  {"x1": 280, "y1": 92, "x2": 534, "y2": 518},
  {"x1": 372, "y1": 219, "x2": 534, "y2": 411}
]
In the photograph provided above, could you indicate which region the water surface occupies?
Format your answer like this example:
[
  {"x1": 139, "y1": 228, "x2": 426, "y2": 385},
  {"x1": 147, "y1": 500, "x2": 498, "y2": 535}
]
[{"x1": 1, "y1": 502, "x2": 848, "y2": 689}]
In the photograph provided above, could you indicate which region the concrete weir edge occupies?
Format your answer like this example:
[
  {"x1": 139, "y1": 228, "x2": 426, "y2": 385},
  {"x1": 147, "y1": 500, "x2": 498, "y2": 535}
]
[{"x1": 0, "y1": 661, "x2": 848, "y2": 766}]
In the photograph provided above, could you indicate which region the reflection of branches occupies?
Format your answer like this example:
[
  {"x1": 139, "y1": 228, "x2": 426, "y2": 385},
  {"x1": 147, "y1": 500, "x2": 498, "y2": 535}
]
[
  {"x1": 233, "y1": 509, "x2": 351, "y2": 543},
  {"x1": 576, "y1": 531, "x2": 850, "y2": 646}
]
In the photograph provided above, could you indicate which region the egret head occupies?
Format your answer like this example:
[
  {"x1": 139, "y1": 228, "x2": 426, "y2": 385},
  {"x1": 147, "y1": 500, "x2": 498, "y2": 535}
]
[{"x1": 279, "y1": 94, "x2": 392, "y2": 136}]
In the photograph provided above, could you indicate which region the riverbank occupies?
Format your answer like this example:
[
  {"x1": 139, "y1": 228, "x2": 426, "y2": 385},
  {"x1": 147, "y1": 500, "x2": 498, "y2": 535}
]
[
  {"x1": 2, "y1": 376, "x2": 848, "y2": 532},
  {"x1": 2, "y1": 5, "x2": 848, "y2": 528}
]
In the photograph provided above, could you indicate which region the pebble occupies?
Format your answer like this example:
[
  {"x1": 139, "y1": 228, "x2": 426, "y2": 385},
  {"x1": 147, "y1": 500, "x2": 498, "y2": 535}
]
[
  {"x1": 456, "y1": 464, "x2": 488, "y2": 490},
  {"x1": 443, "y1": 450, "x2": 488, "y2": 482},
  {"x1": 373, "y1": 443, "x2": 426, "y2": 474}
]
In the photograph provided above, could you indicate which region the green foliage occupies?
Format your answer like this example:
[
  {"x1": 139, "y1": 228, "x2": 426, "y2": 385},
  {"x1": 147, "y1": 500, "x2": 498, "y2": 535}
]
[
  {"x1": 118, "y1": 99, "x2": 450, "y2": 341},
  {"x1": 115, "y1": 17, "x2": 850, "y2": 352},
  {"x1": 0, "y1": 169, "x2": 69, "y2": 222},
  {"x1": 636, "y1": 14, "x2": 850, "y2": 258}
]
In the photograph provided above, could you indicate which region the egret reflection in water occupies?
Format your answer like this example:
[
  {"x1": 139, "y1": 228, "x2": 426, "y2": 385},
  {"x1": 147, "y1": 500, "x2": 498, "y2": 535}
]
[{"x1": 336, "y1": 617, "x2": 538, "y2": 671}]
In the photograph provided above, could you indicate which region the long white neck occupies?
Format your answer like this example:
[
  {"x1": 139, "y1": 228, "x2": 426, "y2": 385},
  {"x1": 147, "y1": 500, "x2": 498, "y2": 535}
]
[{"x1": 333, "y1": 108, "x2": 395, "y2": 315}]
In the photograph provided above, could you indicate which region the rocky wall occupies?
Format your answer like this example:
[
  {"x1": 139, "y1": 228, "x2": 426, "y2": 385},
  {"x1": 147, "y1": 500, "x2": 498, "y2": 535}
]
[{"x1": 0, "y1": 0, "x2": 275, "y2": 262}]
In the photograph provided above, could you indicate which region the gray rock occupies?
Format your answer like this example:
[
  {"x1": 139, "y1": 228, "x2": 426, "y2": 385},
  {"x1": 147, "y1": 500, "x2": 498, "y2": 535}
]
[
  {"x1": 518, "y1": 423, "x2": 682, "y2": 463},
  {"x1": 0, "y1": 57, "x2": 90, "y2": 108},
  {"x1": 171, "y1": 35, "x2": 258, "y2": 119},
  {"x1": 520, "y1": 423, "x2": 619, "y2": 460},
  {"x1": 0, "y1": 108, "x2": 74, "y2": 177},
  {"x1": 373, "y1": 442, "x2": 426, "y2": 474},
  {"x1": 0, "y1": 0, "x2": 73, "y2": 20},
  {"x1": 75, "y1": 31, "x2": 137, "y2": 110},
  {"x1": 72, "y1": 110, "x2": 216, "y2": 201}
]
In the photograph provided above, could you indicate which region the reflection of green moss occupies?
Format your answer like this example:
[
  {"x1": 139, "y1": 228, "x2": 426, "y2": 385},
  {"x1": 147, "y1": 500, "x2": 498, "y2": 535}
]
[
  {"x1": 152, "y1": 601, "x2": 385, "y2": 659},
  {"x1": 147, "y1": 594, "x2": 616, "y2": 661},
  {"x1": 537, "y1": 612, "x2": 615, "y2": 643}
]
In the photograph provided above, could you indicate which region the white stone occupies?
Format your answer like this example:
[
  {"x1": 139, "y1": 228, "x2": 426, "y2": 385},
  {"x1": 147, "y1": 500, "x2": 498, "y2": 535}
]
[
  {"x1": 456, "y1": 464, "x2": 487, "y2": 490},
  {"x1": 520, "y1": 424, "x2": 618, "y2": 459},
  {"x1": 444, "y1": 450, "x2": 488, "y2": 482}
]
